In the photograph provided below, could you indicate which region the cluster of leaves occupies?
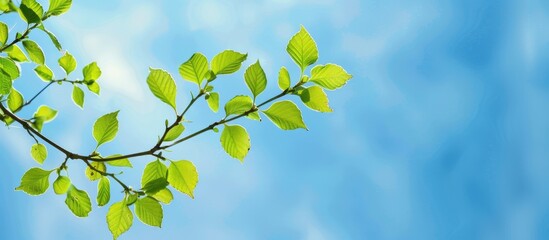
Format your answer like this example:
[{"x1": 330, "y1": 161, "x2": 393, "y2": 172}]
[{"x1": 0, "y1": 0, "x2": 351, "y2": 239}]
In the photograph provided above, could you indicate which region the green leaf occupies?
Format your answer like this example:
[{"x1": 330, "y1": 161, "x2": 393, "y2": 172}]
[
  {"x1": 72, "y1": 85, "x2": 84, "y2": 108},
  {"x1": 0, "y1": 57, "x2": 20, "y2": 80},
  {"x1": 65, "y1": 185, "x2": 92, "y2": 217},
  {"x1": 97, "y1": 176, "x2": 110, "y2": 207},
  {"x1": 278, "y1": 67, "x2": 291, "y2": 90},
  {"x1": 141, "y1": 160, "x2": 167, "y2": 187},
  {"x1": 146, "y1": 68, "x2": 177, "y2": 111},
  {"x1": 262, "y1": 100, "x2": 307, "y2": 130},
  {"x1": 125, "y1": 193, "x2": 138, "y2": 206},
  {"x1": 167, "y1": 160, "x2": 198, "y2": 198},
  {"x1": 47, "y1": 0, "x2": 72, "y2": 16},
  {"x1": 220, "y1": 124, "x2": 250, "y2": 162},
  {"x1": 22, "y1": 40, "x2": 45, "y2": 64},
  {"x1": 93, "y1": 111, "x2": 120, "y2": 147},
  {"x1": 224, "y1": 95, "x2": 253, "y2": 117},
  {"x1": 163, "y1": 124, "x2": 184, "y2": 142},
  {"x1": 309, "y1": 64, "x2": 352, "y2": 90},
  {"x1": 297, "y1": 86, "x2": 332, "y2": 112},
  {"x1": 34, "y1": 105, "x2": 57, "y2": 122},
  {"x1": 244, "y1": 60, "x2": 267, "y2": 98},
  {"x1": 37, "y1": 25, "x2": 62, "y2": 50},
  {"x1": 286, "y1": 26, "x2": 318, "y2": 72},
  {"x1": 30, "y1": 143, "x2": 47, "y2": 164},
  {"x1": 107, "y1": 201, "x2": 133, "y2": 239},
  {"x1": 211, "y1": 50, "x2": 247, "y2": 75},
  {"x1": 141, "y1": 178, "x2": 168, "y2": 195},
  {"x1": 34, "y1": 64, "x2": 53, "y2": 81},
  {"x1": 19, "y1": 0, "x2": 43, "y2": 24},
  {"x1": 135, "y1": 197, "x2": 163, "y2": 227},
  {"x1": 179, "y1": 52, "x2": 208, "y2": 86},
  {"x1": 104, "y1": 154, "x2": 132, "y2": 168},
  {"x1": 206, "y1": 92, "x2": 219, "y2": 113},
  {"x1": 0, "y1": 22, "x2": 7, "y2": 46},
  {"x1": 15, "y1": 167, "x2": 52, "y2": 195},
  {"x1": 53, "y1": 176, "x2": 71, "y2": 195},
  {"x1": 0, "y1": 72, "x2": 11, "y2": 95},
  {"x1": 152, "y1": 188, "x2": 173, "y2": 205},
  {"x1": 5, "y1": 45, "x2": 28, "y2": 62},
  {"x1": 85, "y1": 161, "x2": 106, "y2": 181},
  {"x1": 87, "y1": 81, "x2": 100, "y2": 95},
  {"x1": 58, "y1": 51, "x2": 76, "y2": 75},
  {"x1": 82, "y1": 62, "x2": 101, "y2": 81},
  {"x1": 7, "y1": 88, "x2": 23, "y2": 112}
]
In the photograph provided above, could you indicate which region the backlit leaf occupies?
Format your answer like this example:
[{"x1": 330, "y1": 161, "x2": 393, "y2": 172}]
[
  {"x1": 286, "y1": 26, "x2": 318, "y2": 72},
  {"x1": 278, "y1": 66, "x2": 291, "y2": 90},
  {"x1": 22, "y1": 40, "x2": 45, "y2": 64},
  {"x1": 262, "y1": 100, "x2": 307, "y2": 130},
  {"x1": 297, "y1": 86, "x2": 332, "y2": 112},
  {"x1": 16, "y1": 167, "x2": 52, "y2": 195},
  {"x1": 220, "y1": 124, "x2": 250, "y2": 162},
  {"x1": 97, "y1": 176, "x2": 110, "y2": 206},
  {"x1": 211, "y1": 50, "x2": 247, "y2": 75},
  {"x1": 309, "y1": 64, "x2": 352, "y2": 90},
  {"x1": 146, "y1": 68, "x2": 177, "y2": 111},
  {"x1": 53, "y1": 176, "x2": 70, "y2": 195},
  {"x1": 167, "y1": 160, "x2": 198, "y2": 198},
  {"x1": 135, "y1": 197, "x2": 163, "y2": 227},
  {"x1": 107, "y1": 200, "x2": 133, "y2": 239},
  {"x1": 65, "y1": 185, "x2": 92, "y2": 217},
  {"x1": 58, "y1": 51, "x2": 76, "y2": 75},
  {"x1": 30, "y1": 143, "x2": 47, "y2": 164},
  {"x1": 93, "y1": 111, "x2": 119, "y2": 147},
  {"x1": 72, "y1": 85, "x2": 84, "y2": 108},
  {"x1": 179, "y1": 52, "x2": 208, "y2": 86}
]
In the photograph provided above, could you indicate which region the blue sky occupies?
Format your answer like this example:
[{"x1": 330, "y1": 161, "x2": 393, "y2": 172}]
[{"x1": 1, "y1": 0, "x2": 549, "y2": 239}]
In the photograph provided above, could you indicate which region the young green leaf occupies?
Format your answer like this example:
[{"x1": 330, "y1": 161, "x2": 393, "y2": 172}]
[
  {"x1": 167, "y1": 160, "x2": 198, "y2": 198},
  {"x1": 22, "y1": 40, "x2": 45, "y2": 64},
  {"x1": 244, "y1": 60, "x2": 267, "y2": 99},
  {"x1": 287, "y1": 26, "x2": 318, "y2": 72},
  {"x1": 53, "y1": 176, "x2": 71, "y2": 195},
  {"x1": 47, "y1": 0, "x2": 72, "y2": 16},
  {"x1": 34, "y1": 65, "x2": 54, "y2": 81},
  {"x1": 211, "y1": 50, "x2": 247, "y2": 75},
  {"x1": 107, "y1": 201, "x2": 133, "y2": 239},
  {"x1": 309, "y1": 64, "x2": 352, "y2": 90},
  {"x1": 34, "y1": 105, "x2": 58, "y2": 122},
  {"x1": 37, "y1": 25, "x2": 62, "y2": 50},
  {"x1": 85, "y1": 161, "x2": 106, "y2": 181},
  {"x1": 220, "y1": 124, "x2": 250, "y2": 162},
  {"x1": 0, "y1": 57, "x2": 20, "y2": 80},
  {"x1": 19, "y1": 0, "x2": 43, "y2": 24},
  {"x1": 0, "y1": 73, "x2": 12, "y2": 96},
  {"x1": 297, "y1": 86, "x2": 332, "y2": 112},
  {"x1": 206, "y1": 92, "x2": 219, "y2": 113},
  {"x1": 141, "y1": 178, "x2": 169, "y2": 195},
  {"x1": 72, "y1": 85, "x2": 84, "y2": 108},
  {"x1": 5, "y1": 45, "x2": 28, "y2": 62},
  {"x1": 104, "y1": 154, "x2": 133, "y2": 168},
  {"x1": 82, "y1": 62, "x2": 101, "y2": 81},
  {"x1": 141, "y1": 160, "x2": 168, "y2": 187},
  {"x1": 278, "y1": 66, "x2": 291, "y2": 90},
  {"x1": 97, "y1": 176, "x2": 110, "y2": 207},
  {"x1": 7, "y1": 88, "x2": 24, "y2": 112},
  {"x1": 224, "y1": 95, "x2": 253, "y2": 117},
  {"x1": 58, "y1": 51, "x2": 76, "y2": 75},
  {"x1": 0, "y1": 22, "x2": 7, "y2": 46},
  {"x1": 262, "y1": 100, "x2": 307, "y2": 130},
  {"x1": 30, "y1": 143, "x2": 47, "y2": 164},
  {"x1": 179, "y1": 52, "x2": 208, "y2": 86},
  {"x1": 146, "y1": 68, "x2": 177, "y2": 111},
  {"x1": 87, "y1": 81, "x2": 101, "y2": 95},
  {"x1": 164, "y1": 124, "x2": 185, "y2": 142},
  {"x1": 65, "y1": 185, "x2": 92, "y2": 217},
  {"x1": 15, "y1": 167, "x2": 52, "y2": 195},
  {"x1": 125, "y1": 193, "x2": 138, "y2": 206},
  {"x1": 135, "y1": 197, "x2": 163, "y2": 227},
  {"x1": 93, "y1": 111, "x2": 120, "y2": 147},
  {"x1": 152, "y1": 188, "x2": 173, "y2": 205}
]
